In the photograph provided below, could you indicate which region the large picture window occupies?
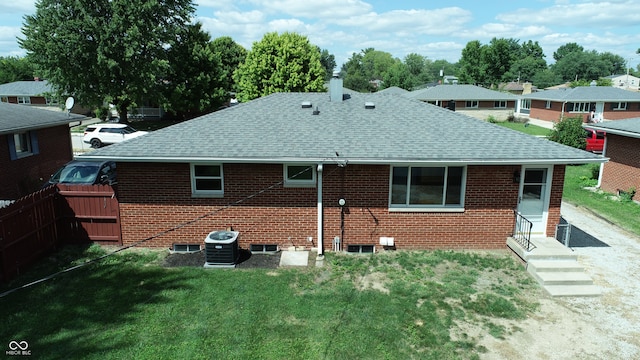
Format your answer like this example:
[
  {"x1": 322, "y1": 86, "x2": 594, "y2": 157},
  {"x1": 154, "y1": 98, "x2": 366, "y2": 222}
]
[
  {"x1": 191, "y1": 164, "x2": 223, "y2": 197},
  {"x1": 390, "y1": 166, "x2": 465, "y2": 210}
]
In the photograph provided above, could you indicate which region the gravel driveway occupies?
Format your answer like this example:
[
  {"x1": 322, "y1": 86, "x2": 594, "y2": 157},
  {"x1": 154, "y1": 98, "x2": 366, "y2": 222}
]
[{"x1": 481, "y1": 202, "x2": 640, "y2": 359}]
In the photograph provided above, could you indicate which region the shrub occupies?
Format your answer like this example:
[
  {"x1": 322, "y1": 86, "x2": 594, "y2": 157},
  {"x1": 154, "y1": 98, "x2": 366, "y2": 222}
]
[
  {"x1": 487, "y1": 115, "x2": 497, "y2": 123},
  {"x1": 548, "y1": 116, "x2": 586, "y2": 149}
]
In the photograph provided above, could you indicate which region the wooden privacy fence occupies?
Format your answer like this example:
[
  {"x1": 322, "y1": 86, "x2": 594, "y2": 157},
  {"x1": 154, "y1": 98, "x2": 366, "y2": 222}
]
[{"x1": 0, "y1": 184, "x2": 121, "y2": 282}]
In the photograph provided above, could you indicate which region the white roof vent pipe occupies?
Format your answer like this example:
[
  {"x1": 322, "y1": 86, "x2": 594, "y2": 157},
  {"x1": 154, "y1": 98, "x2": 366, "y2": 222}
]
[{"x1": 330, "y1": 74, "x2": 343, "y2": 102}]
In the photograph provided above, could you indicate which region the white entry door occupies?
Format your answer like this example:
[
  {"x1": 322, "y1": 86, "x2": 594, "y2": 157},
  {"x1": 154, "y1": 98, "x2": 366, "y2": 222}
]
[{"x1": 517, "y1": 166, "x2": 553, "y2": 236}]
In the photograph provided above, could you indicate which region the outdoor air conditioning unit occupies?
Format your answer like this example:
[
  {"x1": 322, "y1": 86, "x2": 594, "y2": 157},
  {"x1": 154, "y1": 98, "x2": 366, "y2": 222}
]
[{"x1": 204, "y1": 230, "x2": 240, "y2": 268}]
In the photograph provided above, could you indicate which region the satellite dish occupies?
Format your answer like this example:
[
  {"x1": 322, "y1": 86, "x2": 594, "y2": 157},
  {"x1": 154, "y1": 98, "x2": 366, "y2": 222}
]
[{"x1": 65, "y1": 97, "x2": 75, "y2": 111}]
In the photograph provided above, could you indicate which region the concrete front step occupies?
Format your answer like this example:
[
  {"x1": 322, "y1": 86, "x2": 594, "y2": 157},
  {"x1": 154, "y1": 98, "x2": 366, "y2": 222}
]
[
  {"x1": 544, "y1": 284, "x2": 601, "y2": 297},
  {"x1": 533, "y1": 271, "x2": 595, "y2": 286},
  {"x1": 507, "y1": 237, "x2": 600, "y2": 297},
  {"x1": 527, "y1": 259, "x2": 585, "y2": 273}
]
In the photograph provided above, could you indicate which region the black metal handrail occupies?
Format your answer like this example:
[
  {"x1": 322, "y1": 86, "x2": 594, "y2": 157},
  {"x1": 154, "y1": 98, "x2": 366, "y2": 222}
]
[{"x1": 512, "y1": 210, "x2": 533, "y2": 251}]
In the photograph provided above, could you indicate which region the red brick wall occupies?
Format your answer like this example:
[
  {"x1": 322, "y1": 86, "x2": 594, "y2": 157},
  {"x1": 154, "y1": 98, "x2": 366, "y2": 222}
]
[
  {"x1": 530, "y1": 100, "x2": 640, "y2": 122},
  {"x1": 115, "y1": 163, "x2": 560, "y2": 251},
  {"x1": 601, "y1": 135, "x2": 640, "y2": 201},
  {"x1": 547, "y1": 165, "x2": 565, "y2": 236},
  {"x1": 0, "y1": 125, "x2": 73, "y2": 199}
]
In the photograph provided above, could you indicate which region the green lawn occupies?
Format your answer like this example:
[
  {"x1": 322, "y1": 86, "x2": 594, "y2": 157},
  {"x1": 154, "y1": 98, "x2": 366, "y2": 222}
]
[
  {"x1": 493, "y1": 121, "x2": 552, "y2": 137},
  {"x1": 1, "y1": 246, "x2": 540, "y2": 360},
  {"x1": 563, "y1": 164, "x2": 640, "y2": 236}
]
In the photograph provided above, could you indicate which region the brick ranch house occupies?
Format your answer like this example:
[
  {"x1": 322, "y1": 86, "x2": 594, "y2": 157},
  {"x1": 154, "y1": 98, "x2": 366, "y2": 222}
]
[
  {"x1": 80, "y1": 78, "x2": 603, "y2": 254},
  {"x1": 405, "y1": 84, "x2": 518, "y2": 120},
  {"x1": 516, "y1": 86, "x2": 640, "y2": 124},
  {"x1": 586, "y1": 118, "x2": 640, "y2": 202},
  {"x1": 0, "y1": 102, "x2": 85, "y2": 200}
]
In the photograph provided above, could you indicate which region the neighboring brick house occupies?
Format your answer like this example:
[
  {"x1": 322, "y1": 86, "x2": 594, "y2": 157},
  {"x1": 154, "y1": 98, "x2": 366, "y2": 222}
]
[
  {"x1": 0, "y1": 102, "x2": 85, "y2": 200},
  {"x1": 586, "y1": 118, "x2": 640, "y2": 202},
  {"x1": 80, "y1": 78, "x2": 603, "y2": 253},
  {"x1": 517, "y1": 86, "x2": 640, "y2": 124},
  {"x1": 405, "y1": 84, "x2": 518, "y2": 113},
  {"x1": 0, "y1": 80, "x2": 58, "y2": 106}
]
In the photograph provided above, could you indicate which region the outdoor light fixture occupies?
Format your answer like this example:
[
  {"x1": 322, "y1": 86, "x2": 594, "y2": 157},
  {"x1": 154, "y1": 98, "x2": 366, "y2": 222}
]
[{"x1": 338, "y1": 198, "x2": 346, "y2": 206}]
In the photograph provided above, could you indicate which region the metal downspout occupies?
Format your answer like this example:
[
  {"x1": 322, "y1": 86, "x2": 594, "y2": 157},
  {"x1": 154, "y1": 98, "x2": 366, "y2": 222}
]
[
  {"x1": 597, "y1": 137, "x2": 607, "y2": 188},
  {"x1": 317, "y1": 164, "x2": 324, "y2": 256}
]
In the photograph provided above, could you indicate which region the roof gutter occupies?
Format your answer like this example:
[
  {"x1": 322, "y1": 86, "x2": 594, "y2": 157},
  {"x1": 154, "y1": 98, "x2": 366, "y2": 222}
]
[{"x1": 77, "y1": 155, "x2": 608, "y2": 166}]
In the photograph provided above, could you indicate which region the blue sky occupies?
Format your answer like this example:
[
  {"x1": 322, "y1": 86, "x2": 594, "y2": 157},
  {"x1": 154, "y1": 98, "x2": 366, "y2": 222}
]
[{"x1": 2, "y1": 0, "x2": 639, "y2": 71}]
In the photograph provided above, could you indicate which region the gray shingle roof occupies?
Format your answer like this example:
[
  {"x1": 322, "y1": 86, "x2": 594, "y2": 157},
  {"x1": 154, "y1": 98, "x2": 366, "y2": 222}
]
[
  {"x1": 522, "y1": 86, "x2": 640, "y2": 102},
  {"x1": 586, "y1": 118, "x2": 640, "y2": 139},
  {"x1": 376, "y1": 86, "x2": 409, "y2": 95},
  {"x1": 0, "y1": 102, "x2": 84, "y2": 134},
  {"x1": 406, "y1": 84, "x2": 518, "y2": 101},
  {"x1": 80, "y1": 90, "x2": 603, "y2": 165},
  {"x1": 0, "y1": 80, "x2": 53, "y2": 96}
]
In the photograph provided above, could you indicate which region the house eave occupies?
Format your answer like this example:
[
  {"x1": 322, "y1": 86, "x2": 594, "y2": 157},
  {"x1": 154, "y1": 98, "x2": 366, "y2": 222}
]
[{"x1": 77, "y1": 155, "x2": 608, "y2": 166}]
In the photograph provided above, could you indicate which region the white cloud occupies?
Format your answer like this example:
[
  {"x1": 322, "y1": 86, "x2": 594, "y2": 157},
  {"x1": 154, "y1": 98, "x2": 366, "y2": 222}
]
[{"x1": 247, "y1": 0, "x2": 372, "y2": 19}]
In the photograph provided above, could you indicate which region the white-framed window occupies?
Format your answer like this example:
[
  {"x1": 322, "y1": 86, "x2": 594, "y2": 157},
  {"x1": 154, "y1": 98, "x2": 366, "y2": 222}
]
[
  {"x1": 17, "y1": 96, "x2": 30, "y2": 104},
  {"x1": 612, "y1": 102, "x2": 627, "y2": 110},
  {"x1": 284, "y1": 164, "x2": 316, "y2": 187},
  {"x1": 8, "y1": 131, "x2": 39, "y2": 160},
  {"x1": 520, "y1": 99, "x2": 531, "y2": 110},
  {"x1": 569, "y1": 102, "x2": 592, "y2": 112},
  {"x1": 494, "y1": 100, "x2": 507, "y2": 108},
  {"x1": 465, "y1": 100, "x2": 478, "y2": 108},
  {"x1": 190, "y1": 164, "x2": 223, "y2": 197},
  {"x1": 0, "y1": 96, "x2": 8, "y2": 103},
  {"x1": 545, "y1": 100, "x2": 551, "y2": 109},
  {"x1": 390, "y1": 165, "x2": 466, "y2": 211}
]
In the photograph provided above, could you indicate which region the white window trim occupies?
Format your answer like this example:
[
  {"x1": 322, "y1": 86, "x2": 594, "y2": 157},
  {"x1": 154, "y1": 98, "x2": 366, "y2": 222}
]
[
  {"x1": 388, "y1": 165, "x2": 466, "y2": 212},
  {"x1": 17, "y1": 96, "x2": 31, "y2": 104},
  {"x1": 613, "y1": 102, "x2": 627, "y2": 110},
  {"x1": 284, "y1": 164, "x2": 316, "y2": 188},
  {"x1": 545, "y1": 100, "x2": 551, "y2": 109},
  {"x1": 13, "y1": 132, "x2": 33, "y2": 158},
  {"x1": 465, "y1": 100, "x2": 479, "y2": 109},
  {"x1": 495, "y1": 100, "x2": 507, "y2": 108},
  {"x1": 0, "y1": 96, "x2": 8, "y2": 103},
  {"x1": 190, "y1": 163, "x2": 224, "y2": 198}
]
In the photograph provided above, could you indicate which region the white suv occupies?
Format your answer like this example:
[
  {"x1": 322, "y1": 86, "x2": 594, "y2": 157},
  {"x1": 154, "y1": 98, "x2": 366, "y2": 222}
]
[{"x1": 83, "y1": 123, "x2": 148, "y2": 148}]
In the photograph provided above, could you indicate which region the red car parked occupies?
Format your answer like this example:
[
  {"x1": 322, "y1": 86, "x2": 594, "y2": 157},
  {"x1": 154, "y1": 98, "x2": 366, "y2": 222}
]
[{"x1": 584, "y1": 127, "x2": 605, "y2": 153}]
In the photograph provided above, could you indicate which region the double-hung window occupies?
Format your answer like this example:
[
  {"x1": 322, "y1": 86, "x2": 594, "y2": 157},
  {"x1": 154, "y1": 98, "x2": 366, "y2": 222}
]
[
  {"x1": 191, "y1": 164, "x2": 223, "y2": 197},
  {"x1": 465, "y1": 100, "x2": 478, "y2": 109},
  {"x1": 8, "y1": 131, "x2": 39, "y2": 159},
  {"x1": 494, "y1": 100, "x2": 507, "y2": 108},
  {"x1": 390, "y1": 166, "x2": 465, "y2": 211},
  {"x1": 284, "y1": 164, "x2": 316, "y2": 187},
  {"x1": 17, "y1": 96, "x2": 30, "y2": 104}
]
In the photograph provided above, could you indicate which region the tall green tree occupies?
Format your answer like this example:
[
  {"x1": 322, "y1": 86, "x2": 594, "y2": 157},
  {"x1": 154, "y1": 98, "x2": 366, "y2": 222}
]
[
  {"x1": 482, "y1": 38, "x2": 520, "y2": 86},
  {"x1": 504, "y1": 40, "x2": 547, "y2": 83},
  {"x1": 458, "y1": 40, "x2": 486, "y2": 85},
  {"x1": 19, "y1": 0, "x2": 195, "y2": 123},
  {"x1": 233, "y1": 32, "x2": 325, "y2": 102},
  {"x1": 210, "y1": 36, "x2": 247, "y2": 93},
  {"x1": 162, "y1": 23, "x2": 226, "y2": 120},
  {"x1": 382, "y1": 61, "x2": 414, "y2": 90},
  {"x1": 341, "y1": 51, "x2": 372, "y2": 92},
  {"x1": 317, "y1": 47, "x2": 336, "y2": 80},
  {"x1": 0, "y1": 56, "x2": 35, "y2": 84},
  {"x1": 553, "y1": 43, "x2": 584, "y2": 62}
]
